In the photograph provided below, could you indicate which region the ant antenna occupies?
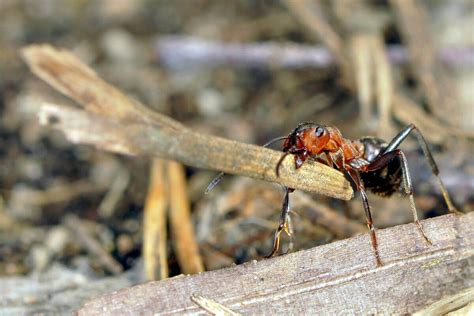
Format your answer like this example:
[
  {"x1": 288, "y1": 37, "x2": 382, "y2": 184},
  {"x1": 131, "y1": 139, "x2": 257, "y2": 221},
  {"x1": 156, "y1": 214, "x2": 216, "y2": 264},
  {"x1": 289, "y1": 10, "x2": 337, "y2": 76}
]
[
  {"x1": 204, "y1": 135, "x2": 287, "y2": 194},
  {"x1": 261, "y1": 135, "x2": 287, "y2": 148}
]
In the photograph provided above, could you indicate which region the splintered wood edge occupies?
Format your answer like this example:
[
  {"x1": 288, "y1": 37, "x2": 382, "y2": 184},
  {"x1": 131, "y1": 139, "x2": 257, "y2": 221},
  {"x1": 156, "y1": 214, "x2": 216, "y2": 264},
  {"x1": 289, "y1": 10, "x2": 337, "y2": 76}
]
[{"x1": 78, "y1": 213, "x2": 474, "y2": 315}]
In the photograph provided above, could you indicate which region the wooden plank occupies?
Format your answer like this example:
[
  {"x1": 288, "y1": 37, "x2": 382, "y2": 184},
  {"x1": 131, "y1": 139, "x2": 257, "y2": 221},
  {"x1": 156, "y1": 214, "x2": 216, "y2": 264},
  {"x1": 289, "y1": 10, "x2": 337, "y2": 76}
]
[{"x1": 78, "y1": 213, "x2": 474, "y2": 314}]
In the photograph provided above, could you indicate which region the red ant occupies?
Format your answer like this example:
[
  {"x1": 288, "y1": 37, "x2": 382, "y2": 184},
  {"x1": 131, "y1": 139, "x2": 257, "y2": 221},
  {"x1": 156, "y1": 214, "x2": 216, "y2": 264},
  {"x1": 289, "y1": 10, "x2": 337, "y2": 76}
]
[{"x1": 207, "y1": 123, "x2": 459, "y2": 266}]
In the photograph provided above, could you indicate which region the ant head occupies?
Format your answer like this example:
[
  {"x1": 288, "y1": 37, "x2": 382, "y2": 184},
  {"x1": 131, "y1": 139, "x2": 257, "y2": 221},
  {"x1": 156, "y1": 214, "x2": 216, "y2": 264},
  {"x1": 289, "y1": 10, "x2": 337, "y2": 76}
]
[{"x1": 283, "y1": 123, "x2": 329, "y2": 155}]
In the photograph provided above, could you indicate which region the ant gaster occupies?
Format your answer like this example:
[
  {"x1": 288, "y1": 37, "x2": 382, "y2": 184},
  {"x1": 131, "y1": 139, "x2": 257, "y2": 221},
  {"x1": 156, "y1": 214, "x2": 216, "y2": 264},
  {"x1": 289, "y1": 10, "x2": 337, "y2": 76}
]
[{"x1": 207, "y1": 123, "x2": 459, "y2": 267}]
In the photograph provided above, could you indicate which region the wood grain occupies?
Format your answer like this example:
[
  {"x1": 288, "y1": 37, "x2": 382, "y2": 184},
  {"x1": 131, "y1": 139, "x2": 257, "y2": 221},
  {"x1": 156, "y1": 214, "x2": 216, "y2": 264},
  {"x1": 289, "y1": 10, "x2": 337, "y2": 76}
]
[{"x1": 78, "y1": 213, "x2": 474, "y2": 315}]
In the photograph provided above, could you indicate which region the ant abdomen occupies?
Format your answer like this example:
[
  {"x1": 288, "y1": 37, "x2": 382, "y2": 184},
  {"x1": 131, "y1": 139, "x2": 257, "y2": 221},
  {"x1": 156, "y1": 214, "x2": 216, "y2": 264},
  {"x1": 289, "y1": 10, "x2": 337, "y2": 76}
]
[{"x1": 359, "y1": 137, "x2": 403, "y2": 197}]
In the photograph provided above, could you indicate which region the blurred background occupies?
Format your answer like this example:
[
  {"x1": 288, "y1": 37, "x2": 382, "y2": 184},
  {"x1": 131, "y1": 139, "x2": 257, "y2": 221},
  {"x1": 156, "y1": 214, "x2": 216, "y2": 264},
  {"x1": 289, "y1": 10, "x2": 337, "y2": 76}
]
[{"x1": 0, "y1": 0, "x2": 472, "y2": 313}]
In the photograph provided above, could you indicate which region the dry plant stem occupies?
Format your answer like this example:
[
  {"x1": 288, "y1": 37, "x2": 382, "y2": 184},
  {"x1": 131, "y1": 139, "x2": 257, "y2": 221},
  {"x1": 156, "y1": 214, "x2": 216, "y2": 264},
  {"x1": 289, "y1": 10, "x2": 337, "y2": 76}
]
[
  {"x1": 372, "y1": 36, "x2": 395, "y2": 138},
  {"x1": 22, "y1": 44, "x2": 353, "y2": 201},
  {"x1": 168, "y1": 161, "x2": 205, "y2": 274},
  {"x1": 350, "y1": 34, "x2": 374, "y2": 128},
  {"x1": 390, "y1": 0, "x2": 460, "y2": 125},
  {"x1": 78, "y1": 213, "x2": 474, "y2": 315},
  {"x1": 143, "y1": 159, "x2": 169, "y2": 280},
  {"x1": 350, "y1": 34, "x2": 394, "y2": 138},
  {"x1": 64, "y1": 215, "x2": 123, "y2": 275},
  {"x1": 284, "y1": 0, "x2": 353, "y2": 86}
]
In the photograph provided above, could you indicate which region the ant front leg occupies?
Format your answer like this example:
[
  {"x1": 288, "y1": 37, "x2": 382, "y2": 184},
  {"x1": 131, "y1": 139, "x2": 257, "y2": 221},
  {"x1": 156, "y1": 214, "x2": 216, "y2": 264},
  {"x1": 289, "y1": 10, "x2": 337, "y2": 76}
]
[
  {"x1": 294, "y1": 151, "x2": 308, "y2": 169},
  {"x1": 275, "y1": 149, "x2": 306, "y2": 177},
  {"x1": 382, "y1": 124, "x2": 459, "y2": 214},
  {"x1": 363, "y1": 149, "x2": 432, "y2": 245},
  {"x1": 266, "y1": 187, "x2": 294, "y2": 258},
  {"x1": 346, "y1": 169, "x2": 382, "y2": 267}
]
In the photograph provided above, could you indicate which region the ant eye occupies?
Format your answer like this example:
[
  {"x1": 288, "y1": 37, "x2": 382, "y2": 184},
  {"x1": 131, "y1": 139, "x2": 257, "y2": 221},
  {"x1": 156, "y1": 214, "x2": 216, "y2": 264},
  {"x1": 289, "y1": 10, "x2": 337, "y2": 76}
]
[{"x1": 315, "y1": 127, "x2": 324, "y2": 137}]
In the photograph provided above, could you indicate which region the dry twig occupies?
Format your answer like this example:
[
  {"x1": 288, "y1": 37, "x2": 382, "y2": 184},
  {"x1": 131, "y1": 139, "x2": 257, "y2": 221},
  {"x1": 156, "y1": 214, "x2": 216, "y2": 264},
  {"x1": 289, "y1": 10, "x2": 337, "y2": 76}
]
[
  {"x1": 78, "y1": 213, "x2": 474, "y2": 314},
  {"x1": 168, "y1": 161, "x2": 205, "y2": 274},
  {"x1": 143, "y1": 159, "x2": 169, "y2": 280},
  {"x1": 21, "y1": 44, "x2": 353, "y2": 200}
]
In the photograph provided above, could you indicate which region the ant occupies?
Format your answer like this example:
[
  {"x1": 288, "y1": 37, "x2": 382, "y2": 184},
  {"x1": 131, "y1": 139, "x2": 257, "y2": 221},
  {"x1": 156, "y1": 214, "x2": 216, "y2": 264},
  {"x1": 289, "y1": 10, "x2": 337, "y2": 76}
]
[{"x1": 207, "y1": 123, "x2": 459, "y2": 266}]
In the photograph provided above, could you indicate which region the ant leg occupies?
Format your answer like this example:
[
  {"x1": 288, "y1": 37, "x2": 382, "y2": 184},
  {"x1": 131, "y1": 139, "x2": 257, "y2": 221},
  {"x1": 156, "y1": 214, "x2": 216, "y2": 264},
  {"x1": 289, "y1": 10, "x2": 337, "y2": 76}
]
[
  {"x1": 266, "y1": 187, "x2": 293, "y2": 258},
  {"x1": 275, "y1": 152, "x2": 290, "y2": 177},
  {"x1": 294, "y1": 151, "x2": 308, "y2": 169},
  {"x1": 365, "y1": 149, "x2": 432, "y2": 245},
  {"x1": 382, "y1": 124, "x2": 459, "y2": 214},
  {"x1": 276, "y1": 148, "x2": 307, "y2": 177},
  {"x1": 360, "y1": 188, "x2": 382, "y2": 267},
  {"x1": 346, "y1": 169, "x2": 382, "y2": 267},
  {"x1": 282, "y1": 215, "x2": 294, "y2": 255}
]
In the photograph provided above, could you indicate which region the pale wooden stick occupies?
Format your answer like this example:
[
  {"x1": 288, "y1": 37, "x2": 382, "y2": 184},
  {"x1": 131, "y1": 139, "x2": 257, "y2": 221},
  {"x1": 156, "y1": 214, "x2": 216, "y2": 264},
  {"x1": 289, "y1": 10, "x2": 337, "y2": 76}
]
[
  {"x1": 22, "y1": 44, "x2": 353, "y2": 201},
  {"x1": 37, "y1": 101, "x2": 352, "y2": 200}
]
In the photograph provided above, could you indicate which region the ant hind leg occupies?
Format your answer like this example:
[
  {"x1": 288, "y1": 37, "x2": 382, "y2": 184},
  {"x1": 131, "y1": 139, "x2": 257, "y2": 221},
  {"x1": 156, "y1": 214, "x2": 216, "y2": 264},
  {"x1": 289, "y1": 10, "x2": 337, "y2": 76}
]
[
  {"x1": 365, "y1": 149, "x2": 432, "y2": 245},
  {"x1": 359, "y1": 188, "x2": 382, "y2": 267},
  {"x1": 382, "y1": 124, "x2": 460, "y2": 214}
]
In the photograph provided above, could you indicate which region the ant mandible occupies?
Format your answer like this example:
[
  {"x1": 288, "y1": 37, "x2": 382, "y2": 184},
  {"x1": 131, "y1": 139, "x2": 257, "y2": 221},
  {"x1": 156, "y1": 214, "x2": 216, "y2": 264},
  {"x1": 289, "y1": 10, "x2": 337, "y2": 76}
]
[{"x1": 207, "y1": 123, "x2": 459, "y2": 267}]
